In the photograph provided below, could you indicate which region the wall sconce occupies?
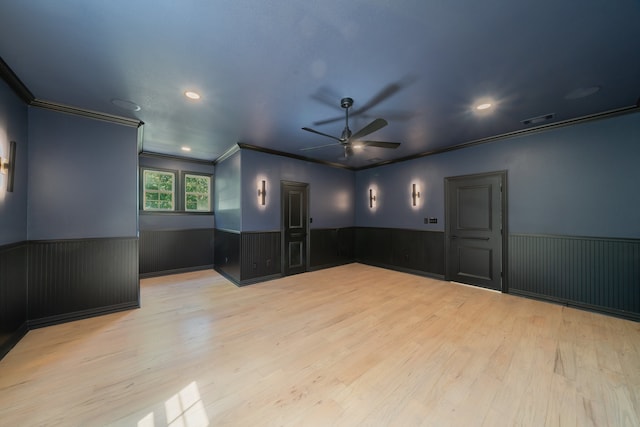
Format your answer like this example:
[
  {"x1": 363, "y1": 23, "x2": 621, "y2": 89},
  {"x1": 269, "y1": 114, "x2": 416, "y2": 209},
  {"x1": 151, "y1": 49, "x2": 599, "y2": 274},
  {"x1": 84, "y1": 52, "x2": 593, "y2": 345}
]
[
  {"x1": 369, "y1": 188, "x2": 376, "y2": 208},
  {"x1": 257, "y1": 180, "x2": 266, "y2": 205},
  {"x1": 412, "y1": 183, "x2": 420, "y2": 206},
  {"x1": 1, "y1": 141, "x2": 16, "y2": 192}
]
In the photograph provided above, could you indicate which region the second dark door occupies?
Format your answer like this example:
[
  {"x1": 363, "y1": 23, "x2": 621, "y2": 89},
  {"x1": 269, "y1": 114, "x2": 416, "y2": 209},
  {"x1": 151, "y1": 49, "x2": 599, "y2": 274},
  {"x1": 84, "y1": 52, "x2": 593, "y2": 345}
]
[{"x1": 281, "y1": 181, "x2": 309, "y2": 276}]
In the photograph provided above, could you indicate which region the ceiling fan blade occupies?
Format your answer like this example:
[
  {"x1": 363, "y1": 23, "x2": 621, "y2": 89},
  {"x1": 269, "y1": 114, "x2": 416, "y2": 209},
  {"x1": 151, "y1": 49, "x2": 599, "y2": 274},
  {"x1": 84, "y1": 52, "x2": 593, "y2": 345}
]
[
  {"x1": 352, "y1": 83, "x2": 401, "y2": 115},
  {"x1": 360, "y1": 140, "x2": 401, "y2": 149},
  {"x1": 365, "y1": 111, "x2": 415, "y2": 121},
  {"x1": 302, "y1": 127, "x2": 342, "y2": 142},
  {"x1": 300, "y1": 142, "x2": 342, "y2": 151},
  {"x1": 313, "y1": 115, "x2": 344, "y2": 126},
  {"x1": 310, "y1": 87, "x2": 343, "y2": 110},
  {"x1": 317, "y1": 110, "x2": 414, "y2": 126},
  {"x1": 349, "y1": 118, "x2": 388, "y2": 141}
]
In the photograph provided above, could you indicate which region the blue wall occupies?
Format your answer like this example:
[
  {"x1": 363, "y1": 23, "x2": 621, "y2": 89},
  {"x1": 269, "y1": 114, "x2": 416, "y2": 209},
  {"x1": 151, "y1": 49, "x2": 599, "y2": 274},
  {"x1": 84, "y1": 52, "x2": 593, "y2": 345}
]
[
  {"x1": 356, "y1": 111, "x2": 640, "y2": 238},
  {"x1": 214, "y1": 150, "x2": 241, "y2": 231},
  {"x1": 240, "y1": 149, "x2": 355, "y2": 231},
  {"x1": 0, "y1": 80, "x2": 28, "y2": 245},
  {"x1": 1, "y1": 90, "x2": 140, "y2": 358},
  {"x1": 139, "y1": 154, "x2": 215, "y2": 231},
  {"x1": 27, "y1": 108, "x2": 138, "y2": 240}
]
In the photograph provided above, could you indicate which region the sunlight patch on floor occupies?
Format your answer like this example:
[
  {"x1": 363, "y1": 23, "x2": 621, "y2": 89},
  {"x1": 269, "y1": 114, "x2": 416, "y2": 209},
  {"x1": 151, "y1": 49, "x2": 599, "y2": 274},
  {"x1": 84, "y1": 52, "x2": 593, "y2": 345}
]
[
  {"x1": 137, "y1": 412, "x2": 155, "y2": 427},
  {"x1": 137, "y1": 381, "x2": 209, "y2": 427}
]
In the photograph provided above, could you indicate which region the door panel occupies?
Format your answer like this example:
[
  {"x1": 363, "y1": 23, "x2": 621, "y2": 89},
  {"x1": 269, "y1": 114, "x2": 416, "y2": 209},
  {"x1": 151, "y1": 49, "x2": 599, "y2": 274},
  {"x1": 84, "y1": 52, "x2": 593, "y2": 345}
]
[
  {"x1": 458, "y1": 186, "x2": 491, "y2": 230},
  {"x1": 446, "y1": 173, "x2": 505, "y2": 291},
  {"x1": 288, "y1": 241, "x2": 303, "y2": 268},
  {"x1": 282, "y1": 182, "x2": 308, "y2": 276},
  {"x1": 289, "y1": 191, "x2": 303, "y2": 228},
  {"x1": 458, "y1": 246, "x2": 492, "y2": 281}
]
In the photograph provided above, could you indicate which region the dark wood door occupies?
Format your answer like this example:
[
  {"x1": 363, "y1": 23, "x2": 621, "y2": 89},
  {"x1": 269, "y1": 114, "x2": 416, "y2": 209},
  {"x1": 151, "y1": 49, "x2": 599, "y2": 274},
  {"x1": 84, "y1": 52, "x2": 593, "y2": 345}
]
[
  {"x1": 281, "y1": 181, "x2": 309, "y2": 276},
  {"x1": 445, "y1": 172, "x2": 505, "y2": 291}
]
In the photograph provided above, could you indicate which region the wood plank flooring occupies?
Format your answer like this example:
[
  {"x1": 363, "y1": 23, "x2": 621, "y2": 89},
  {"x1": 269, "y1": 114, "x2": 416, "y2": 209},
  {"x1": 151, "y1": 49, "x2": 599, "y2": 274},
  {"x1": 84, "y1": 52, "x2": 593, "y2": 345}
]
[{"x1": 1, "y1": 264, "x2": 639, "y2": 426}]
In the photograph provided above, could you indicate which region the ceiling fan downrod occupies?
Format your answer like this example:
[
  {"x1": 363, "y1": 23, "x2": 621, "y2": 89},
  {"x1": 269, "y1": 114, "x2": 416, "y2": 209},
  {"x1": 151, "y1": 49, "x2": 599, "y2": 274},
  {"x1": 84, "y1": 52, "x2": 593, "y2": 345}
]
[{"x1": 340, "y1": 97, "x2": 353, "y2": 141}]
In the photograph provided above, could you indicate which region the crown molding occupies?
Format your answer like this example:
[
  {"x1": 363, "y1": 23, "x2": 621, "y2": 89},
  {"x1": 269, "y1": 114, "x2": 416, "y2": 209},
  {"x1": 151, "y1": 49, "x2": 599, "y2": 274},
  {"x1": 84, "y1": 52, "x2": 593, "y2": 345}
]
[
  {"x1": 30, "y1": 99, "x2": 143, "y2": 128},
  {"x1": 356, "y1": 104, "x2": 640, "y2": 171},
  {"x1": 0, "y1": 56, "x2": 35, "y2": 104},
  {"x1": 139, "y1": 151, "x2": 215, "y2": 165}
]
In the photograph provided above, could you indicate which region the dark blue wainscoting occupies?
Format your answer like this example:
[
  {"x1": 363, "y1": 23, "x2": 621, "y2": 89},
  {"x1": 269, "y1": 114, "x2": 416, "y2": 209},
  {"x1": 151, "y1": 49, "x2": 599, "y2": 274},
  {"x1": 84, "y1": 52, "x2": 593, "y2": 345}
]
[
  {"x1": 214, "y1": 227, "x2": 443, "y2": 285},
  {"x1": 0, "y1": 242, "x2": 28, "y2": 360},
  {"x1": 139, "y1": 228, "x2": 214, "y2": 277},
  {"x1": 509, "y1": 234, "x2": 640, "y2": 320},
  {"x1": 214, "y1": 229, "x2": 241, "y2": 284},
  {"x1": 355, "y1": 227, "x2": 445, "y2": 278},
  {"x1": 216, "y1": 228, "x2": 353, "y2": 286},
  {"x1": 215, "y1": 229, "x2": 281, "y2": 286},
  {"x1": 29, "y1": 237, "x2": 140, "y2": 327},
  {"x1": 241, "y1": 231, "x2": 281, "y2": 283},
  {"x1": 310, "y1": 228, "x2": 355, "y2": 270}
]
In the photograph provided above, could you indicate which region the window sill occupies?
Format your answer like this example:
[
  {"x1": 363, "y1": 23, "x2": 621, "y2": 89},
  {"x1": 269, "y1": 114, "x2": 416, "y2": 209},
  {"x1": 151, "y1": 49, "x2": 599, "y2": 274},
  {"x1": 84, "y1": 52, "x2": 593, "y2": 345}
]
[{"x1": 140, "y1": 210, "x2": 214, "y2": 216}]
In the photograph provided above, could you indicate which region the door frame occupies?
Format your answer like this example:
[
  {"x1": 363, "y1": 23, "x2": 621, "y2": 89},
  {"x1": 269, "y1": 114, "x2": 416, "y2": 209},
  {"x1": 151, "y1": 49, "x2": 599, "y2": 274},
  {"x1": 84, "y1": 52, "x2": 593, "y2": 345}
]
[
  {"x1": 444, "y1": 170, "x2": 509, "y2": 292},
  {"x1": 280, "y1": 180, "x2": 310, "y2": 276}
]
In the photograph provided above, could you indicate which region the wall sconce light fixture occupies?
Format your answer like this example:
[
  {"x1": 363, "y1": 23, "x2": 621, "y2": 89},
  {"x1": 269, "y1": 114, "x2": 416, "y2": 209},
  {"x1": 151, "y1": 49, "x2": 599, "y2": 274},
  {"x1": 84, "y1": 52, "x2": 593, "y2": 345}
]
[
  {"x1": 1, "y1": 141, "x2": 16, "y2": 192},
  {"x1": 369, "y1": 188, "x2": 376, "y2": 208},
  {"x1": 412, "y1": 183, "x2": 420, "y2": 206},
  {"x1": 258, "y1": 180, "x2": 266, "y2": 205}
]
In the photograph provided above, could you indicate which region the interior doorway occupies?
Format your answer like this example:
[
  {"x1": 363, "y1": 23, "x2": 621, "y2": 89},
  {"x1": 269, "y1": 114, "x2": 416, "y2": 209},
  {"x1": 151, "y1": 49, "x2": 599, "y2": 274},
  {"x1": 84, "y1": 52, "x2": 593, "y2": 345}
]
[
  {"x1": 281, "y1": 180, "x2": 309, "y2": 276},
  {"x1": 445, "y1": 171, "x2": 507, "y2": 291}
]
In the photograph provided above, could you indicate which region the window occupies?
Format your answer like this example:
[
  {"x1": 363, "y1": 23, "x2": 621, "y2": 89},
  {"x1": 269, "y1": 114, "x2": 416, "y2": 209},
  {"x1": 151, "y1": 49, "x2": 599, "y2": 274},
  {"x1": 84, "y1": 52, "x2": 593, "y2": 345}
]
[
  {"x1": 184, "y1": 173, "x2": 211, "y2": 212},
  {"x1": 140, "y1": 167, "x2": 213, "y2": 213},
  {"x1": 143, "y1": 169, "x2": 176, "y2": 211}
]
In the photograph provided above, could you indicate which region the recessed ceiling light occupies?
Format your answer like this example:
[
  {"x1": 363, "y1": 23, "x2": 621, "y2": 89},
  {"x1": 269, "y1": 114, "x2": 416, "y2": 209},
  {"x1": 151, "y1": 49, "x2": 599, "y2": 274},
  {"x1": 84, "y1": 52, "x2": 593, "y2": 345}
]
[
  {"x1": 476, "y1": 102, "x2": 493, "y2": 111},
  {"x1": 111, "y1": 98, "x2": 141, "y2": 112},
  {"x1": 181, "y1": 146, "x2": 192, "y2": 152},
  {"x1": 184, "y1": 91, "x2": 201, "y2": 100}
]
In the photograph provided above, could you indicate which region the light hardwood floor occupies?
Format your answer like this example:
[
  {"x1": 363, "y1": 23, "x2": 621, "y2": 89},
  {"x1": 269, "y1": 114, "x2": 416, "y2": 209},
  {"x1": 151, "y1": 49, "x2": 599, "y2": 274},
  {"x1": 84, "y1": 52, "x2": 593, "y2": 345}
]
[{"x1": 1, "y1": 264, "x2": 639, "y2": 426}]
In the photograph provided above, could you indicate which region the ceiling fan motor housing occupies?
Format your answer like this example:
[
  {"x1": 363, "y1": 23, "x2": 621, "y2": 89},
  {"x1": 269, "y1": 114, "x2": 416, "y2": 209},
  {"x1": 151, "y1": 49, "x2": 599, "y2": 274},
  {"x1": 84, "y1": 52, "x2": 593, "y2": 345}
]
[{"x1": 341, "y1": 97, "x2": 354, "y2": 109}]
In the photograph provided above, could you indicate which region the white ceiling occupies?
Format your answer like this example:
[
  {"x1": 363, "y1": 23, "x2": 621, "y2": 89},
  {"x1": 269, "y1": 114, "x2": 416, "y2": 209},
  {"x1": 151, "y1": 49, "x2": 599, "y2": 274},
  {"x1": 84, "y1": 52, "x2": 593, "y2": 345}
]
[{"x1": 1, "y1": 0, "x2": 639, "y2": 168}]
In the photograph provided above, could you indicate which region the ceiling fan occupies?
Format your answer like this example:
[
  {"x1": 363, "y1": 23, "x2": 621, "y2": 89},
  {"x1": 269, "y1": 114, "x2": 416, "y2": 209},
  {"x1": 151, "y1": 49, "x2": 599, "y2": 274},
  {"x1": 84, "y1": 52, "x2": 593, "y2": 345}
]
[{"x1": 301, "y1": 97, "x2": 401, "y2": 158}]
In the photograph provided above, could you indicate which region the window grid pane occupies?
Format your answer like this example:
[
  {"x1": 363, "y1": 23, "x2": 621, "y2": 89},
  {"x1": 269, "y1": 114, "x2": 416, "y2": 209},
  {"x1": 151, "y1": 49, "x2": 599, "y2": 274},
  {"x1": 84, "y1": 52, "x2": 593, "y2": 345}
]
[
  {"x1": 184, "y1": 174, "x2": 211, "y2": 212},
  {"x1": 144, "y1": 170, "x2": 175, "y2": 211}
]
